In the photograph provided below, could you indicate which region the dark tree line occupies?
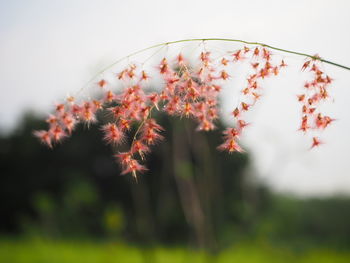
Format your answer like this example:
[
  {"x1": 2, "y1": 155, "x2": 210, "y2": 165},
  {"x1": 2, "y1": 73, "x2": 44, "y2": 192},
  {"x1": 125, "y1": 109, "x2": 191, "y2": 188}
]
[{"x1": 1, "y1": 112, "x2": 350, "y2": 250}]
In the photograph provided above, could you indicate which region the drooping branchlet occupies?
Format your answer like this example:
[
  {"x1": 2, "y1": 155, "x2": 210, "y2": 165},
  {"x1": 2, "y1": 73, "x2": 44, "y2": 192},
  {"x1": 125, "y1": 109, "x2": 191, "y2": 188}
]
[{"x1": 34, "y1": 44, "x2": 335, "y2": 178}]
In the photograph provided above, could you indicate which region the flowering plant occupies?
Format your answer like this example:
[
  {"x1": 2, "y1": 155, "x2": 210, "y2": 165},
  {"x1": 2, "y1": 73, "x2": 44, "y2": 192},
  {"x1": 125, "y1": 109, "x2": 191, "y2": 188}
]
[{"x1": 34, "y1": 38, "x2": 348, "y2": 179}]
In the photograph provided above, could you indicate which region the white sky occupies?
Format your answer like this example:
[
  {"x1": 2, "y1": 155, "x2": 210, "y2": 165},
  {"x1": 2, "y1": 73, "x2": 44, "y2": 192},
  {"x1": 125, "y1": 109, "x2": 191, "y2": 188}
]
[{"x1": 0, "y1": 0, "x2": 349, "y2": 196}]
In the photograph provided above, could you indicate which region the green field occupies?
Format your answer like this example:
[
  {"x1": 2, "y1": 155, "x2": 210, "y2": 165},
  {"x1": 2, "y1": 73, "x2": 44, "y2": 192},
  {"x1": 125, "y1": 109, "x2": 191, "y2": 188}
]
[{"x1": 1, "y1": 238, "x2": 350, "y2": 263}]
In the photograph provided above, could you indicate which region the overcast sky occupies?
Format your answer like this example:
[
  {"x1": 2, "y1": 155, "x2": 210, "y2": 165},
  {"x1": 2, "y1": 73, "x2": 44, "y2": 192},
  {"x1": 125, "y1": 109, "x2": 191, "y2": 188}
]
[{"x1": 1, "y1": 0, "x2": 350, "y2": 196}]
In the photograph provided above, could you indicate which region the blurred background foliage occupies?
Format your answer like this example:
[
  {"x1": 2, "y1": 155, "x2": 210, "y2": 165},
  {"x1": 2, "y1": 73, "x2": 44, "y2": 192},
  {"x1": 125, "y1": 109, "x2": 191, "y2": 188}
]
[{"x1": 1, "y1": 111, "x2": 350, "y2": 262}]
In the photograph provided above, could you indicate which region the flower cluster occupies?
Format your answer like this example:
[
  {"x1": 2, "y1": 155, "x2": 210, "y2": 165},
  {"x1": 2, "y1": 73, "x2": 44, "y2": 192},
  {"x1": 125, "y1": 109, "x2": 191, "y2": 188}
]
[
  {"x1": 34, "y1": 44, "x2": 334, "y2": 178},
  {"x1": 218, "y1": 47, "x2": 287, "y2": 152},
  {"x1": 298, "y1": 56, "x2": 335, "y2": 148}
]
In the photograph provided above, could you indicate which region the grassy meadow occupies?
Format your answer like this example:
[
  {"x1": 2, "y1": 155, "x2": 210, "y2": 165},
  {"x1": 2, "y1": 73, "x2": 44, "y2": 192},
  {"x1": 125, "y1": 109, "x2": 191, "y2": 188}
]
[{"x1": 1, "y1": 238, "x2": 350, "y2": 263}]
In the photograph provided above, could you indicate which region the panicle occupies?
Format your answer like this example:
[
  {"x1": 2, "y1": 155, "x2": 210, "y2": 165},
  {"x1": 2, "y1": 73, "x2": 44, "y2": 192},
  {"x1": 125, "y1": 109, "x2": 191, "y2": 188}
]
[
  {"x1": 297, "y1": 57, "x2": 334, "y2": 147},
  {"x1": 35, "y1": 42, "x2": 335, "y2": 178}
]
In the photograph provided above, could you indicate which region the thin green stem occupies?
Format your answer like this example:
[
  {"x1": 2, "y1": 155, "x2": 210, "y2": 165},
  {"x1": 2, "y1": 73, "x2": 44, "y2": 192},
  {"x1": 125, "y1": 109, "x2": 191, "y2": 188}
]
[
  {"x1": 131, "y1": 105, "x2": 156, "y2": 149},
  {"x1": 81, "y1": 38, "x2": 350, "y2": 91},
  {"x1": 129, "y1": 105, "x2": 156, "y2": 183}
]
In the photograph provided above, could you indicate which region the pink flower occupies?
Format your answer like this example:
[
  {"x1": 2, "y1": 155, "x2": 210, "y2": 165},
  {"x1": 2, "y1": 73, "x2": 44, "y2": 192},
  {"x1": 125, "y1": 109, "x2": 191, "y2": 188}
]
[
  {"x1": 33, "y1": 130, "x2": 52, "y2": 148},
  {"x1": 101, "y1": 123, "x2": 124, "y2": 145},
  {"x1": 218, "y1": 138, "x2": 243, "y2": 153}
]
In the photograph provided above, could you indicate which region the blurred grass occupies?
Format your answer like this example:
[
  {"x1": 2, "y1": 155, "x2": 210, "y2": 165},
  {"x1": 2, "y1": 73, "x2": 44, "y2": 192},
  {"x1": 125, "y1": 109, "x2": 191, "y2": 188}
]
[{"x1": 1, "y1": 238, "x2": 350, "y2": 263}]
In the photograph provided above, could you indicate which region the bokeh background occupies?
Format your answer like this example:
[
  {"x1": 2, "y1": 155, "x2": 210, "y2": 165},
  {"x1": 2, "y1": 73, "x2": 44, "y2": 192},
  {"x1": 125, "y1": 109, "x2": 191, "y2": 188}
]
[{"x1": 1, "y1": 0, "x2": 350, "y2": 262}]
